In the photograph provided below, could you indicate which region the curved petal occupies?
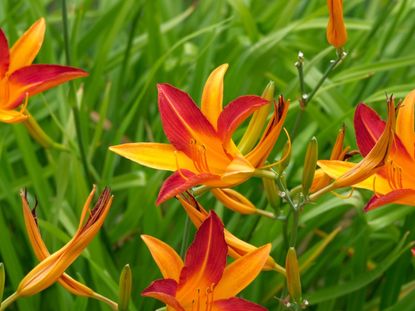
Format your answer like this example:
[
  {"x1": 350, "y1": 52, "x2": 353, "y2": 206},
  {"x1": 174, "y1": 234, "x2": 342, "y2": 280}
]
[
  {"x1": 0, "y1": 29, "x2": 9, "y2": 78},
  {"x1": 201, "y1": 64, "x2": 228, "y2": 128},
  {"x1": 214, "y1": 244, "x2": 271, "y2": 300},
  {"x1": 354, "y1": 103, "x2": 385, "y2": 157},
  {"x1": 7, "y1": 64, "x2": 88, "y2": 109},
  {"x1": 217, "y1": 95, "x2": 268, "y2": 149},
  {"x1": 157, "y1": 169, "x2": 220, "y2": 204},
  {"x1": 176, "y1": 211, "x2": 228, "y2": 306},
  {"x1": 354, "y1": 103, "x2": 412, "y2": 166},
  {"x1": 211, "y1": 188, "x2": 257, "y2": 214},
  {"x1": 246, "y1": 96, "x2": 289, "y2": 167},
  {"x1": 317, "y1": 160, "x2": 392, "y2": 194},
  {"x1": 9, "y1": 18, "x2": 45, "y2": 72},
  {"x1": 396, "y1": 90, "x2": 415, "y2": 158},
  {"x1": 142, "y1": 279, "x2": 184, "y2": 311},
  {"x1": 141, "y1": 235, "x2": 184, "y2": 282},
  {"x1": 157, "y1": 83, "x2": 219, "y2": 154},
  {"x1": 109, "y1": 143, "x2": 196, "y2": 172},
  {"x1": 213, "y1": 297, "x2": 267, "y2": 311},
  {"x1": 326, "y1": 0, "x2": 347, "y2": 48},
  {"x1": 0, "y1": 108, "x2": 28, "y2": 123},
  {"x1": 365, "y1": 189, "x2": 415, "y2": 211}
]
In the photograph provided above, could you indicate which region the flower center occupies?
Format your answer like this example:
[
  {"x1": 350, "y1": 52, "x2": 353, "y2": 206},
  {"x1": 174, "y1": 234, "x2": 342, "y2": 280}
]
[
  {"x1": 189, "y1": 139, "x2": 210, "y2": 173},
  {"x1": 190, "y1": 284, "x2": 215, "y2": 311},
  {"x1": 386, "y1": 160, "x2": 403, "y2": 190}
]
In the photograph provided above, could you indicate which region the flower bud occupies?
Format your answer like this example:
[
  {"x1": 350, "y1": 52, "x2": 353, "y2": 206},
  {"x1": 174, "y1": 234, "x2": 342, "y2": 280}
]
[
  {"x1": 0, "y1": 263, "x2": 5, "y2": 302},
  {"x1": 118, "y1": 264, "x2": 132, "y2": 311},
  {"x1": 302, "y1": 137, "x2": 318, "y2": 197},
  {"x1": 238, "y1": 81, "x2": 275, "y2": 154},
  {"x1": 262, "y1": 177, "x2": 281, "y2": 215},
  {"x1": 326, "y1": 0, "x2": 347, "y2": 48},
  {"x1": 286, "y1": 247, "x2": 302, "y2": 303}
]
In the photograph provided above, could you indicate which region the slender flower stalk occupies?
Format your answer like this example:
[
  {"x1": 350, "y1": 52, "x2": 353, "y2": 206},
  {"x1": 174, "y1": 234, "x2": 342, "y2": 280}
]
[
  {"x1": 110, "y1": 64, "x2": 289, "y2": 214},
  {"x1": 0, "y1": 18, "x2": 87, "y2": 123},
  {"x1": 141, "y1": 211, "x2": 270, "y2": 310},
  {"x1": 0, "y1": 187, "x2": 117, "y2": 310}
]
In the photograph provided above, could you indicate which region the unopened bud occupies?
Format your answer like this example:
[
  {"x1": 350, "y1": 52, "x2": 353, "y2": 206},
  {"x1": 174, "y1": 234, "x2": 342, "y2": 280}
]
[
  {"x1": 119, "y1": 264, "x2": 132, "y2": 311},
  {"x1": 286, "y1": 248, "x2": 302, "y2": 304},
  {"x1": 0, "y1": 263, "x2": 5, "y2": 302},
  {"x1": 263, "y1": 178, "x2": 281, "y2": 215},
  {"x1": 238, "y1": 81, "x2": 275, "y2": 154},
  {"x1": 302, "y1": 137, "x2": 318, "y2": 197}
]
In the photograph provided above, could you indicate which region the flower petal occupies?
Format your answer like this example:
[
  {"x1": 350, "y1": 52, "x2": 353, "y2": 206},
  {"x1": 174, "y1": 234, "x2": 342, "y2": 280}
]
[
  {"x1": 365, "y1": 189, "x2": 415, "y2": 211},
  {"x1": 9, "y1": 18, "x2": 45, "y2": 72},
  {"x1": 246, "y1": 96, "x2": 289, "y2": 167},
  {"x1": 396, "y1": 90, "x2": 415, "y2": 158},
  {"x1": 201, "y1": 64, "x2": 228, "y2": 129},
  {"x1": 214, "y1": 244, "x2": 270, "y2": 300},
  {"x1": 7, "y1": 64, "x2": 88, "y2": 109},
  {"x1": 354, "y1": 103, "x2": 385, "y2": 157},
  {"x1": 0, "y1": 109, "x2": 28, "y2": 123},
  {"x1": 109, "y1": 143, "x2": 196, "y2": 172},
  {"x1": 176, "y1": 211, "x2": 228, "y2": 306},
  {"x1": 141, "y1": 235, "x2": 184, "y2": 282},
  {"x1": 326, "y1": 0, "x2": 347, "y2": 48},
  {"x1": 211, "y1": 188, "x2": 257, "y2": 214},
  {"x1": 213, "y1": 297, "x2": 267, "y2": 311},
  {"x1": 157, "y1": 83, "x2": 219, "y2": 153},
  {"x1": 317, "y1": 160, "x2": 392, "y2": 194},
  {"x1": 157, "y1": 169, "x2": 219, "y2": 204},
  {"x1": 0, "y1": 29, "x2": 10, "y2": 78},
  {"x1": 142, "y1": 279, "x2": 184, "y2": 311},
  {"x1": 217, "y1": 95, "x2": 268, "y2": 149}
]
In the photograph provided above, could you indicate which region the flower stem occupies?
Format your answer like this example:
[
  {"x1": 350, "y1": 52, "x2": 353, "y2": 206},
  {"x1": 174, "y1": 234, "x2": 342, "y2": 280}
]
[
  {"x1": 92, "y1": 292, "x2": 118, "y2": 311},
  {"x1": 0, "y1": 292, "x2": 18, "y2": 311},
  {"x1": 291, "y1": 49, "x2": 347, "y2": 137}
]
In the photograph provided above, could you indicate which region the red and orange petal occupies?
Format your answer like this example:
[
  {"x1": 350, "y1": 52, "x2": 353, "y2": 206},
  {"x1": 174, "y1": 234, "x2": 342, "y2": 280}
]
[
  {"x1": 213, "y1": 297, "x2": 267, "y2": 311},
  {"x1": 365, "y1": 189, "x2": 415, "y2": 211},
  {"x1": 176, "y1": 211, "x2": 228, "y2": 304},
  {"x1": 142, "y1": 279, "x2": 184, "y2": 311},
  {"x1": 157, "y1": 83, "x2": 218, "y2": 155},
  {"x1": 217, "y1": 95, "x2": 268, "y2": 150},
  {"x1": 6, "y1": 64, "x2": 88, "y2": 109},
  {"x1": 156, "y1": 169, "x2": 220, "y2": 204}
]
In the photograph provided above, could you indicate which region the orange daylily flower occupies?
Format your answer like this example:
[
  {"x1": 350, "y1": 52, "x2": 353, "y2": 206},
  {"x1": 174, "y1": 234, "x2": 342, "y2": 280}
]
[
  {"x1": 317, "y1": 94, "x2": 412, "y2": 211},
  {"x1": 13, "y1": 187, "x2": 113, "y2": 305},
  {"x1": 110, "y1": 64, "x2": 289, "y2": 206},
  {"x1": 0, "y1": 18, "x2": 87, "y2": 123},
  {"x1": 18, "y1": 187, "x2": 117, "y2": 308},
  {"x1": 326, "y1": 0, "x2": 347, "y2": 48},
  {"x1": 177, "y1": 193, "x2": 285, "y2": 274},
  {"x1": 142, "y1": 211, "x2": 270, "y2": 311}
]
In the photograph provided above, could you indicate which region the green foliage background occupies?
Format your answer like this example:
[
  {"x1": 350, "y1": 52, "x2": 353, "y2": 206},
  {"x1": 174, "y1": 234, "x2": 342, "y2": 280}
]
[{"x1": 0, "y1": 0, "x2": 415, "y2": 310}]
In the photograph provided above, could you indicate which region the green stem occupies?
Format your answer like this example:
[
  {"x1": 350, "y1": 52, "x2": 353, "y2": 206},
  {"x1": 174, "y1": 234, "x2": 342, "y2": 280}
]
[
  {"x1": 92, "y1": 292, "x2": 118, "y2": 311},
  {"x1": 180, "y1": 216, "x2": 191, "y2": 258},
  {"x1": 0, "y1": 292, "x2": 18, "y2": 311}
]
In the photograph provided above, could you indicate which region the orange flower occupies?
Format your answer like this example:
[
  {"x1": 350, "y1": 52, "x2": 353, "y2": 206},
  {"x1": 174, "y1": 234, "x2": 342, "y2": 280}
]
[
  {"x1": 13, "y1": 187, "x2": 114, "y2": 306},
  {"x1": 326, "y1": 0, "x2": 347, "y2": 48},
  {"x1": 110, "y1": 64, "x2": 288, "y2": 207},
  {"x1": 317, "y1": 93, "x2": 415, "y2": 211},
  {"x1": 0, "y1": 18, "x2": 87, "y2": 123},
  {"x1": 141, "y1": 211, "x2": 270, "y2": 310}
]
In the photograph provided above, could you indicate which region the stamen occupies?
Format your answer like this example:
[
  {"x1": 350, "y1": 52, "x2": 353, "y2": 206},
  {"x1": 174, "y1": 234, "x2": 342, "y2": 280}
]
[
  {"x1": 260, "y1": 128, "x2": 291, "y2": 169},
  {"x1": 189, "y1": 139, "x2": 210, "y2": 173},
  {"x1": 174, "y1": 151, "x2": 189, "y2": 180}
]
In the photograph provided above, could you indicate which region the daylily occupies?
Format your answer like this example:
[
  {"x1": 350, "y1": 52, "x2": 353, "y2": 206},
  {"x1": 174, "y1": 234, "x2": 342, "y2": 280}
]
[
  {"x1": 0, "y1": 187, "x2": 115, "y2": 310},
  {"x1": 326, "y1": 0, "x2": 347, "y2": 48},
  {"x1": 110, "y1": 64, "x2": 289, "y2": 206},
  {"x1": 177, "y1": 193, "x2": 285, "y2": 274},
  {"x1": 0, "y1": 18, "x2": 87, "y2": 123},
  {"x1": 141, "y1": 211, "x2": 270, "y2": 310},
  {"x1": 18, "y1": 186, "x2": 117, "y2": 309},
  {"x1": 317, "y1": 94, "x2": 406, "y2": 210}
]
